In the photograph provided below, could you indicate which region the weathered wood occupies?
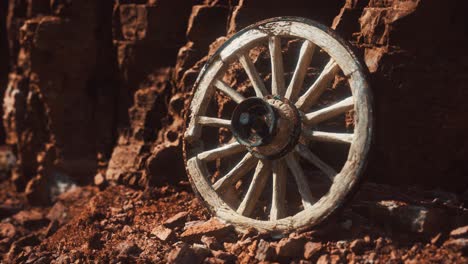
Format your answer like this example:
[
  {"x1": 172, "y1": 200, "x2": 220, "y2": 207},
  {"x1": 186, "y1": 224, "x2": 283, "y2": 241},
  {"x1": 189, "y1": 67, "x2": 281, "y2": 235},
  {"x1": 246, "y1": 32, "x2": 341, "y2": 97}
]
[
  {"x1": 214, "y1": 79, "x2": 246, "y2": 104},
  {"x1": 219, "y1": 29, "x2": 268, "y2": 61},
  {"x1": 302, "y1": 129, "x2": 353, "y2": 144},
  {"x1": 285, "y1": 40, "x2": 315, "y2": 101},
  {"x1": 296, "y1": 59, "x2": 340, "y2": 110},
  {"x1": 238, "y1": 54, "x2": 268, "y2": 97},
  {"x1": 269, "y1": 36, "x2": 285, "y2": 97},
  {"x1": 237, "y1": 160, "x2": 271, "y2": 216},
  {"x1": 185, "y1": 58, "x2": 224, "y2": 142},
  {"x1": 198, "y1": 116, "x2": 231, "y2": 128},
  {"x1": 213, "y1": 153, "x2": 257, "y2": 192},
  {"x1": 184, "y1": 18, "x2": 373, "y2": 233},
  {"x1": 187, "y1": 157, "x2": 224, "y2": 209},
  {"x1": 197, "y1": 142, "x2": 245, "y2": 162},
  {"x1": 285, "y1": 153, "x2": 316, "y2": 208},
  {"x1": 304, "y1": 96, "x2": 354, "y2": 125},
  {"x1": 295, "y1": 144, "x2": 336, "y2": 180},
  {"x1": 270, "y1": 159, "x2": 287, "y2": 220}
]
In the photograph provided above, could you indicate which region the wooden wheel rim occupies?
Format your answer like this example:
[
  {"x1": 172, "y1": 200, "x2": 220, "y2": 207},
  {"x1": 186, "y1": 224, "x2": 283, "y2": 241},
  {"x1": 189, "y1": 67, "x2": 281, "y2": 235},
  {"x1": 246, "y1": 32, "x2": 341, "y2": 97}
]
[{"x1": 183, "y1": 17, "x2": 373, "y2": 233}]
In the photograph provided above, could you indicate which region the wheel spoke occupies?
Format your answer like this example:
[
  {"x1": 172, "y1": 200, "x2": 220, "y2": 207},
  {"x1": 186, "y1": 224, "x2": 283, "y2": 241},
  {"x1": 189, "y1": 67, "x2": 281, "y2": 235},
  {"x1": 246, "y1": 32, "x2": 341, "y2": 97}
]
[
  {"x1": 285, "y1": 153, "x2": 316, "y2": 209},
  {"x1": 213, "y1": 153, "x2": 257, "y2": 192},
  {"x1": 304, "y1": 96, "x2": 354, "y2": 125},
  {"x1": 197, "y1": 142, "x2": 245, "y2": 162},
  {"x1": 296, "y1": 59, "x2": 340, "y2": 110},
  {"x1": 269, "y1": 36, "x2": 285, "y2": 97},
  {"x1": 198, "y1": 116, "x2": 231, "y2": 128},
  {"x1": 214, "y1": 79, "x2": 246, "y2": 104},
  {"x1": 295, "y1": 144, "x2": 336, "y2": 180},
  {"x1": 285, "y1": 40, "x2": 315, "y2": 101},
  {"x1": 302, "y1": 129, "x2": 353, "y2": 144},
  {"x1": 238, "y1": 54, "x2": 268, "y2": 97},
  {"x1": 270, "y1": 159, "x2": 287, "y2": 220},
  {"x1": 237, "y1": 160, "x2": 271, "y2": 216}
]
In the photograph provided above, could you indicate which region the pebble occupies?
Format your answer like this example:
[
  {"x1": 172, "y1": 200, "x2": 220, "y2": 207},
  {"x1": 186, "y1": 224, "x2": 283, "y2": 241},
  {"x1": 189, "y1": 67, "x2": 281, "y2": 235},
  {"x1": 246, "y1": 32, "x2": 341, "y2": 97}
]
[
  {"x1": 304, "y1": 241, "x2": 322, "y2": 260},
  {"x1": 164, "y1": 212, "x2": 189, "y2": 228},
  {"x1": 151, "y1": 225, "x2": 174, "y2": 241},
  {"x1": 450, "y1": 225, "x2": 468, "y2": 238}
]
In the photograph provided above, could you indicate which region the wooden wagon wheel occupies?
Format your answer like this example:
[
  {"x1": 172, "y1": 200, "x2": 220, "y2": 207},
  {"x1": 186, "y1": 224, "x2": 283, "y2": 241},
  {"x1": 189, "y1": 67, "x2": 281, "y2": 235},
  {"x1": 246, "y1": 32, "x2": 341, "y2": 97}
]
[{"x1": 183, "y1": 17, "x2": 373, "y2": 233}]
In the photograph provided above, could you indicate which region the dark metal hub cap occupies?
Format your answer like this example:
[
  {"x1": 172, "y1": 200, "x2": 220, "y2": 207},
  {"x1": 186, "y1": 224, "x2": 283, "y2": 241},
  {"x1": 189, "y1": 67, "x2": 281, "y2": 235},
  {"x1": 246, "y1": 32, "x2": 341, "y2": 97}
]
[{"x1": 231, "y1": 96, "x2": 302, "y2": 160}]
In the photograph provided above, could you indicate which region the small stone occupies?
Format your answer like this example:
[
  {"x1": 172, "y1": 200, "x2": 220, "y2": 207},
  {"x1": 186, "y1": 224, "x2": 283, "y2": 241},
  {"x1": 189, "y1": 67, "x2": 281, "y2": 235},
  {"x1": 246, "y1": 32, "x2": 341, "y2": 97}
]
[
  {"x1": 211, "y1": 250, "x2": 237, "y2": 263},
  {"x1": 410, "y1": 243, "x2": 421, "y2": 253},
  {"x1": 123, "y1": 203, "x2": 134, "y2": 212},
  {"x1": 304, "y1": 242, "x2": 322, "y2": 260},
  {"x1": 255, "y1": 239, "x2": 276, "y2": 261},
  {"x1": 364, "y1": 235, "x2": 371, "y2": 244},
  {"x1": 330, "y1": 254, "x2": 341, "y2": 264},
  {"x1": 122, "y1": 225, "x2": 133, "y2": 234},
  {"x1": 94, "y1": 173, "x2": 107, "y2": 189},
  {"x1": 117, "y1": 241, "x2": 141, "y2": 256},
  {"x1": 203, "y1": 257, "x2": 225, "y2": 264},
  {"x1": 240, "y1": 227, "x2": 258, "y2": 240},
  {"x1": 336, "y1": 240, "x2": 348, "y2": 250},
  {"x1": 46, "y1": 201, "x2": 67, "y2": 224},
  {"x1": 450, "y1": 225, "x2": 468, "y2": 238},
  {"x1": 13, "y1": 209, "x2": 49, "y2": 229},
  {"x1": 444, "y1": 238, "x2": 468, "y2": 254},
  {"x1": 184, "y1": 220, "x2": 205, "y2": 230},
  {"x1": 166, "y1": 243, "x2": 196, "y2": 264},
  {"x1": 375, "y1": 237, "x2": 385, "y2": 249},
  {"x1": 201, "y1": 236, "x2": 222, "y2": 250},
  {"x1": 0, "y1": 223, "x2": 16, "y2": 239},
  {"x1": 151, "y1": 225, "x2": 174, "y2": 241},
  {"x1": 350, "y1": 239, "x2": 366, "y2": 255},
  {"x1": 390, "y1": 250, "x2": 400, "y2": 260},
  {"x1": 180, "y1": 218, "x2": 234, "y2": 243},
  {"x1": 164, "y1": 212, "x2": 189, "y2": 228},
  {"x1": 275, "y1": 235, "x2": 306, "y2": 257},
  {"x1": 191, "y1": 243, "x2": 211, "y2": 261},
  {"x1": 317, "y1": 254, "x2": 330, "y2": 264},
  {"x1": 431, "y1": 233, "x2": 444, "y2": 246}
]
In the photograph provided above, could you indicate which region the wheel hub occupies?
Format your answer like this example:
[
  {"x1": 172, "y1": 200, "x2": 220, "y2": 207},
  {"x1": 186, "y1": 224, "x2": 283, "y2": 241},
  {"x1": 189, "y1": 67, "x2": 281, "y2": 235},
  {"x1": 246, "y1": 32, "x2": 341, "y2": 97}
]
[{"x1": 231, "y1": 96, "x2": 302, "y2": 160}]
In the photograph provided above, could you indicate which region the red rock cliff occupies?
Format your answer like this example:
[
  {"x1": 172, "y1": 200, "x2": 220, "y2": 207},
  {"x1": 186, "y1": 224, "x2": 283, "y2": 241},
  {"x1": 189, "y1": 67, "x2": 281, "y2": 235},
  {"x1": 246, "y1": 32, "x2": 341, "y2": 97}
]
[{"x1": 2, "y1": 0, "x2": 467, "y2": 202}]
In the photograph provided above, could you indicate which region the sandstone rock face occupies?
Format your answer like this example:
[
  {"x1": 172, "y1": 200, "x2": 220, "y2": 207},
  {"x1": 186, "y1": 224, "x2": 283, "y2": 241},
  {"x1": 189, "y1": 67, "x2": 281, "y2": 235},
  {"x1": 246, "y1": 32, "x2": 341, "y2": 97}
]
[
  {"x1": 0, "y1": 1, "x2": 9, "y2": 142},
  {"x1": 3, "y1": 0, "x2": 117, "y2": 196},
  {"x1": 2, "y1": 0, "x2": 468, "y2": 194},
  {"x1": 345, "y1": 0, "x2": 468, "y2": 191}
]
